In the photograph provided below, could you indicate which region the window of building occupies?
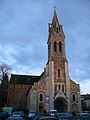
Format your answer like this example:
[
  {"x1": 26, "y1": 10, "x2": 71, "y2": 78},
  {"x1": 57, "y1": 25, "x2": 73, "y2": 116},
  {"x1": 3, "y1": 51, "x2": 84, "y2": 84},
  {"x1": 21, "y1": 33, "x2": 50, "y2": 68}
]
[
  {"x1": 20, "y1": 85, "x2": 22, "y2": 90},
  {"x1": 58, "y1": 84, "x2": 61, "y2": 90},
  {"x1": 48, "y1": 44, "x2": 50, "y2": 49},
  {"x1": 54, "y1": 42, "x2": 57, "y2": 52},
  {"x1": 48, "y1": 44, "x2": 50, "y2": 57},
  {"x1": 58, "y1": 68, "x2": 60, "y2": 78},
  {"x1": 62, "y1": 84, "x2": 64, "y2": 92},
  {"x1": 72, "y1": 94, "x2": 75, "y2": 102},
  {"x1": 13, "y1": 85, "x2": 15, "y2": 89},
  {"x1": 57, "y1": 28, "x2": 58, "y2": 33},
  {"x1": 59, "y1": 42, "x2": 62, "y2": 52},
  {"x1": 55, "y1": 84, "x2": 57, "y2": 93},
  {"x1": 40, "y1": 93, "x2": 43, "y2": 102}
]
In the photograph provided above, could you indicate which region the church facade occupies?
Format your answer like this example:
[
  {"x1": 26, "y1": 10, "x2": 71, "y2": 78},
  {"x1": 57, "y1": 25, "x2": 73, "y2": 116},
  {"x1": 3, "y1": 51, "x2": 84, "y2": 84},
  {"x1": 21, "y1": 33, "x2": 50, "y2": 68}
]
[{"x1": 27, "y1": 9, "x2": 81, "y2": 112}]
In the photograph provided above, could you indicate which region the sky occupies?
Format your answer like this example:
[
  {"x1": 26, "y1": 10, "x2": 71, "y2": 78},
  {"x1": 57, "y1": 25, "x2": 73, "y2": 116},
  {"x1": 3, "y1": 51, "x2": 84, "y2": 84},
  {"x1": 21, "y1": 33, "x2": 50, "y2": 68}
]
[{"x1": 0, "y1": 0, "x2": 90, "y2": 94}]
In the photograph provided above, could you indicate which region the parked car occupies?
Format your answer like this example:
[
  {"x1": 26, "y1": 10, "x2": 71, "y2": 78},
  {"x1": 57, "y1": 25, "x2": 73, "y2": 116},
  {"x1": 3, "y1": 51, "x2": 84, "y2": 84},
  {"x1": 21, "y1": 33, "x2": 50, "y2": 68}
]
[
  {"x1": 6, "y1": 116, "x2": 24, "y2": 120},
  {"x1": 72, "y1": 115, "x2": 90, "y2": 120},
  {"x1": 33, "y1": 113, "x2": 53, "y2": 120},
  {"x1": 0, "y1": 112, "x2": 9, "y2": 120},
  {"x1": 28, "y1": 112, "x2": 36, "y2": 119},
  {"x1": 12, "y1": 111, "x2": 25, "y2": 118},
  {"x1": 39, "y1": 116, "x2": 59, "y2": 120},
  {"x1": 58, "y1": 112, "x2": 73, "y2": 120},
  {"x1": 49, "y1": 110, "x2": 57, "y2": 116},
  {"x1": 76, "y1": 111, "x2": 90, "y2": 116}
]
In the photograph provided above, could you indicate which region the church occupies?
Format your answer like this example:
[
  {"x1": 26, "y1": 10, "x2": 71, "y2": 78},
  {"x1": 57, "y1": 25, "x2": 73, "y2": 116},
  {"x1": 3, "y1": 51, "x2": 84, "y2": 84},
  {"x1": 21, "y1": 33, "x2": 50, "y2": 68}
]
[{"x1": 26, "y1": 9, "x2": 82, "y2": 112}]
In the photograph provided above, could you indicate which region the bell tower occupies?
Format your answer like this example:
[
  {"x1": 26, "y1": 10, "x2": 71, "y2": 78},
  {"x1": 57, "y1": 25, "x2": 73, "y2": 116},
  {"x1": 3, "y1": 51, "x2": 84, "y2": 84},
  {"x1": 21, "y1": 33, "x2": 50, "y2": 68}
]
[
  {"x1": 47, "y1": 8, "x2": 70, "y2": 111},
  {"x1": 47, "y1": 8, "x2": 67, "y2": 85},
  {"x1": 48, "y1": 8, "x2": 66, "y2": 62}
]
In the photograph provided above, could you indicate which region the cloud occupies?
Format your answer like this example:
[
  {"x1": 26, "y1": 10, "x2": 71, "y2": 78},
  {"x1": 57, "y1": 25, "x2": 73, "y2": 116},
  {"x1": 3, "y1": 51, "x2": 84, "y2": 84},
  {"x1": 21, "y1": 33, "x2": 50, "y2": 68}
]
[
  {"x1": 0, "y1": 0, "x2": 90, "y2": 93},
  {"x1": 79, "y1": 79, "x2": 90, "y2": 94}
]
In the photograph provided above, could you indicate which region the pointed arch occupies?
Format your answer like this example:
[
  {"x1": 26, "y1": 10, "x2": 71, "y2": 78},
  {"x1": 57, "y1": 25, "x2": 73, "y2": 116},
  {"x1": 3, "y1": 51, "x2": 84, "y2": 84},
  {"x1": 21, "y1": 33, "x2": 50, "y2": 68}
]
[
  {"x1": 55, "y1": 84, "x2": 57, "y2": 93},
  {"x1": 59, "y1": 42, "x2": 62, "y2": 52},
  {"x1": 54, "y1": 41, "x2": 57, "y2": 52},
  {"x1": 58, "y1": 84, "x2": 61, "y2": 90},
  {"x1": 58, "y1": 68, "x2": 60, "y2": 78},
  {"x1": 56, "y1": 28, "x2": 59, "y2": 33},
  {"x1": 62, "y1": 84, "x2": 64, "y2": 93},
  {"x1": 72, "y1": 94, "x2": 76, "y2": 102},
  {"x1": 48, "y1": 44, "x2": 50, "y2": 60},
  {"x1": 54, "y1": 97, "x2": 68, "y2": 112},
  {"x1": 40, "y1": 93, "x2": 43, "y2": 102}
]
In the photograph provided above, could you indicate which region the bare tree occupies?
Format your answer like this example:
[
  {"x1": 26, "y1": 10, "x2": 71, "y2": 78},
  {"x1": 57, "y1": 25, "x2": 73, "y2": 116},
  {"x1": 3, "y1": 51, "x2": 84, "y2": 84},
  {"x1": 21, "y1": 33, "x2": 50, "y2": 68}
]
[
  {"x1": 0, "y1": 62, "x2": 10, "y2": 106},
  {"x1": 0, "y1": 63, "x2": 9, "y2": 79}
]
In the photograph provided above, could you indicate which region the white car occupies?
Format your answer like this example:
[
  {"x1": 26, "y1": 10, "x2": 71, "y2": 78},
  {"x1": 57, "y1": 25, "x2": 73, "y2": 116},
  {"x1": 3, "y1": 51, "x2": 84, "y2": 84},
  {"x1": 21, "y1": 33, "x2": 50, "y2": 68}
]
[
  {"x1": 28, "y1": 112, "x2": 36, "y2": 119},
  {"x1": 49, "y1": 110, "x2": 57, "y2": 116}
]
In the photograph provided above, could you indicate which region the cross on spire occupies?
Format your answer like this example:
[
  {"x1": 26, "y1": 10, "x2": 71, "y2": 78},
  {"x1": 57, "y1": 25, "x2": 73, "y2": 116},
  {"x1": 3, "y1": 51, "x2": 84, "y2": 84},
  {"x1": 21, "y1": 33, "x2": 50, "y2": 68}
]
[{"x1": 54, "y1": 4, "x2": 56, "y2": 10}]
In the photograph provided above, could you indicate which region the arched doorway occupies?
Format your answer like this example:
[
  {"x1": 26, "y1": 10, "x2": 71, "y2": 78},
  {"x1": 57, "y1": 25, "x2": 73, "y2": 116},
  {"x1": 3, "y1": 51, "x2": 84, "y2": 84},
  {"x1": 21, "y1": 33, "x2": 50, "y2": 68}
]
[{"x1": 54, "y1": 97, "x2": 67, "y2": 112}]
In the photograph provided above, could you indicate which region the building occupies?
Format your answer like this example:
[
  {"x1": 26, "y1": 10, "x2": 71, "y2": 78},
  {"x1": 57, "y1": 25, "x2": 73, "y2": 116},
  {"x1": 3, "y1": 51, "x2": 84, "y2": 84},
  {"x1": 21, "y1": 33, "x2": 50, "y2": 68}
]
[
  {"x1": 8, "y1": 74, "x2": 39, "y2": 110},
  {"x1": 27, "y1": 9, "x2": 81, "y2": 112},
  {"x1": 81, "y1": 94, "x2": 90, "y2": 111}
]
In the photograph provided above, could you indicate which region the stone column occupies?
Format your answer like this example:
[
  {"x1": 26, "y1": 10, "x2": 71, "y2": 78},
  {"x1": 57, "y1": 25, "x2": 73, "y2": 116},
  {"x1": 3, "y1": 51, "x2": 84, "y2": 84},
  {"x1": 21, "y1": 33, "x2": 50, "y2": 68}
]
[
  {"x1": 65, "y1": 62, "x2": 71, "y2": 112},
  {"x1": 48, "y1": 61, "x2": 54, "y2": 110}
]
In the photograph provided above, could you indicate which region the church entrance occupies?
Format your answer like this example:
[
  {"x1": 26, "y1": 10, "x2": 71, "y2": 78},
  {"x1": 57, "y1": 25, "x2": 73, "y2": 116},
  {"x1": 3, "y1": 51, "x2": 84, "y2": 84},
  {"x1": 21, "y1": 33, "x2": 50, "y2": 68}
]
[{"x1": 54, "y1": 97, "x2": 67, "y2": 112}]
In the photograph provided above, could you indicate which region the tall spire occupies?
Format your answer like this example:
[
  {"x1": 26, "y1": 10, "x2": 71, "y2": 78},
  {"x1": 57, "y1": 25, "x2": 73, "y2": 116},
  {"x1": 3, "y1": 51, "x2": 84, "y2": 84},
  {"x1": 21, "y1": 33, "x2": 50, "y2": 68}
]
[
  {"x1": 48, "y1": 6, "x2": 65, "y2": 38},
  {"x1": 48, "y1": 6, "x2": 66, "y2": 62},
  {"x1": 52, "y1": 7, "x2": 59, "y2": 25}
]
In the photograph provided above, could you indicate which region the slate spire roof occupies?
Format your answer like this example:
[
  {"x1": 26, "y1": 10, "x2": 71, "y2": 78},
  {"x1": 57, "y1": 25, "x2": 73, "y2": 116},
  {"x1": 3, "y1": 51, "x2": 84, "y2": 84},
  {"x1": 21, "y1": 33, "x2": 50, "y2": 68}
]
[{"x1": 52, "y1": 7, "x2": 59, "y2": 25}]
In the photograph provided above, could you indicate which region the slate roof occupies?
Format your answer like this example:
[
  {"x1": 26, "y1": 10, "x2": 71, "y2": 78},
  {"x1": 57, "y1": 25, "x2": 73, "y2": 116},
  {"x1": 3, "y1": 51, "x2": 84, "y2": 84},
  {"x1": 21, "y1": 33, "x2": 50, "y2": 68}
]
[
  {"x1": 81, "y1": 94, "x2": 90, "y2": 100},
  {"x1": 10, "y1": 74, "x2": 40, "y2": 85}
]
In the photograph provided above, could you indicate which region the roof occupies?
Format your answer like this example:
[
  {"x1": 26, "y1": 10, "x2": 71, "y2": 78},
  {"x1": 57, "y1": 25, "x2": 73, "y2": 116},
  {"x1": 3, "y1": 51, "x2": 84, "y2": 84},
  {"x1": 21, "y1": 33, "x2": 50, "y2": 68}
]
[
  {"x1": 70, "y1": 79, "x2": 79, "y2": 85},
  {"x1": 10, "y1": 74, "x2": 40, "y2": 85},
  {"x1": 39, "y1": 72, "x2": 44, "y2": 80},
  {"x1": 81, "y1": 94, "x2": 90, "y2": 100},
  {"x1": 81, "y1": 94, "x2": 90, "y2": 96}
]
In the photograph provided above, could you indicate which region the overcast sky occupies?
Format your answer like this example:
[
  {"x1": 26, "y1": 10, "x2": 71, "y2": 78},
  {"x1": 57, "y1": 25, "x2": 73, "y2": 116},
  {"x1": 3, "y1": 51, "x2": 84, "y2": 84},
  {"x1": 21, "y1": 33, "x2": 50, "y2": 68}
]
[{"x1": 0, "y1": 0, "x2": 90, "y2": 94}]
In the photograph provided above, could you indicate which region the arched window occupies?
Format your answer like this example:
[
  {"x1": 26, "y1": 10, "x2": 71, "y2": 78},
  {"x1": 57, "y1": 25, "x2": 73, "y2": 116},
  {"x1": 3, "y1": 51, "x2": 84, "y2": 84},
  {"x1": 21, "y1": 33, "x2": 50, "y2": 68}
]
[
  {"x1": 54, "y1": 42, "x2": 57, "y2": 52},
  {"x1": 48, "y1": 44, "x2": 50, "y2": 58},
  {"x1": 40, "y1": 93, "x2": 43, "y2": 101},
  {"x1": 20, "y1": 85, "x2": 22, "y2": 90},
  {"x1": 58, "y1": 68, "x2": 60, "y2": 78},
  {"x1": 62, "y1": 84, "x2": 64, "y2": 92},
  {"x1": 59, "y1": 42, "x2": 62, "y2": 52},
  {"x1": 58, "y1": 84, "x2": 61, "y2": 90},
  {"x1": 13, "y1": 85, "x2": 15, "y2": 89},
  {"x1": 57, "y1": 28, "x2": 58, "y2": 33},
  {"x1": 55, "y1": 84, "x2": 57, "y2": 93},
  {"x1": 72, "y1": 94, "x2": 75, "y2": 102},
  {"x1": 48, "y1": 44, "x2": 50, "y2": 52}
]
